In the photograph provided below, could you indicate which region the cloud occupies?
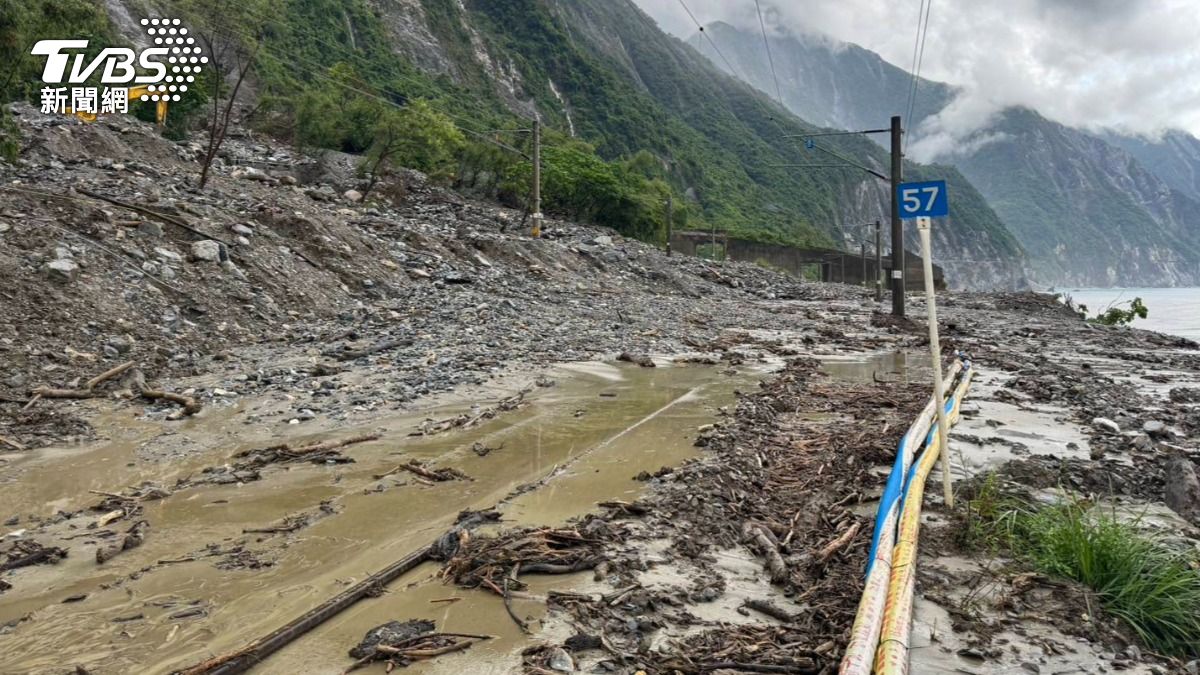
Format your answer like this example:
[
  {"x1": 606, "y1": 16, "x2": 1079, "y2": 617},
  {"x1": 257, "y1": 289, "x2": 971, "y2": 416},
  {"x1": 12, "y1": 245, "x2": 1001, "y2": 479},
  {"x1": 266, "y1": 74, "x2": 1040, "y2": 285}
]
[{"x1": 631, "y1": 0, "x2": 1200, "y2": 140}]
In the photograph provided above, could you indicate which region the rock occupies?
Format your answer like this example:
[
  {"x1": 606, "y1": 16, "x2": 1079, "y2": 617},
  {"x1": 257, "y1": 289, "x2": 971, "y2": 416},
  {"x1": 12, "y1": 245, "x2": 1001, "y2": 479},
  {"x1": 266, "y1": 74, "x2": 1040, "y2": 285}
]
[
  {"x1": 43, "y1": 259, "x2": 79, "y2": 282},
  {"x1": 1164, "y1": 458, "x2": 1200, "y2": 521},
  {"x1": 279, "y1": 175, "x2": 297, "y2": 185},
  {"x1": 5, "y1": 373, "x2": 27, "y2": 389},
  {"x1": 111, "y1": 162, "x2": 126, "y2": 171},
  {"x1": 238, "y1": 167, "x2": 273, "y2": 183},
  {"x1": 231, "y1": 224, "x2": 254, "y2": 237},
  {"x1": 0, "y1": 221, "x2": 11, "y2": 233},
  {"x1": 138, "y1": 221, "x2": 164, "y2": 238},
  {"x1": 220, "y1": 260, "x2": 247, "y2": 280},
  {"x1": 408, "y1": 268, "x2": 431, "y2": 280},
  {"x1": 592, "y1": 235, "x2": 614, "y2": 246},
  {"x1": 1092, "y1": 417, "x2": 1120, "y2": 434},
  {"x1": 1131, "y1": 433, "x2": 1154, "y2": 451},
  {"x1": 106, "y1": 336, "x2": 133, "y2": 355},
  {"x1": 1142, "y1": 420, "x2": 1167, "y2": 438},
  {"x1": 547, "y1": 647, "x2": 575, "y2": 672},
  {"x1": 343, "y1": 189, "x2": 363, "y2": 203},
  {"x1": 1185, "y1": 659, "x2": 1199, "y2": 675},
  {"x1": 190, "y1": 240, "x2": 222, "y2": 263},
  {"x1": 161, "y1": 266, "x2": 177, "y2": 281},
  {"x1": 155, "y1": 247, "x2": 183, "y2": 263}
]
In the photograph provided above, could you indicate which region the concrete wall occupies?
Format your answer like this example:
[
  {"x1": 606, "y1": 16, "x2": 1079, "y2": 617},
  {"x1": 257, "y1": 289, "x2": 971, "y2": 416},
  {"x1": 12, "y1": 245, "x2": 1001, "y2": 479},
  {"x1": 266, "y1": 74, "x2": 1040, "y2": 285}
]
[{"x1": 669, "y1": 231, "x2": 944, "y2": 291}]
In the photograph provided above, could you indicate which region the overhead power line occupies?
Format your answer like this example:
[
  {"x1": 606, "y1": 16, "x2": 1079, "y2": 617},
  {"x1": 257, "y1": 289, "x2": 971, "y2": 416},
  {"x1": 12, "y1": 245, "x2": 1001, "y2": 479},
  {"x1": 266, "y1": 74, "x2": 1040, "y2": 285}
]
[{"x1": 753, "y1": 0, "x2": 786, "y2": 109}]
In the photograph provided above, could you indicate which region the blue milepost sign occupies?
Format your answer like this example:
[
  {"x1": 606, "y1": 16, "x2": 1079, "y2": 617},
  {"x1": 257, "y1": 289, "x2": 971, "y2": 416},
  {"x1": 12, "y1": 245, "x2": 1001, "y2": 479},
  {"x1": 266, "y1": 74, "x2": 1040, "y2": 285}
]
[{"x1": 896, "y1": 180, "x2": 948, "y2": 219}]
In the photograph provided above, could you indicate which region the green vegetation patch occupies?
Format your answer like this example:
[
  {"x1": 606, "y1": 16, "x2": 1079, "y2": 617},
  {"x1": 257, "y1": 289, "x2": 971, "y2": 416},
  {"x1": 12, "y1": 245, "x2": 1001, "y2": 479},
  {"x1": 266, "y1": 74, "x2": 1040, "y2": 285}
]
[{"x1": 962, "y1": 477, "x2": 1200, "y2": 658}]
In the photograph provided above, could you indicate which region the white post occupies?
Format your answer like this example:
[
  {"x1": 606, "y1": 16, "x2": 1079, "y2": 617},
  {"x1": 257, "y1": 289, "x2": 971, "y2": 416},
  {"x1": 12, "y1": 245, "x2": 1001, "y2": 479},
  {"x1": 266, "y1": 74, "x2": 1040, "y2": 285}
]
[{"x1": 918, "y1": 216, "x2": 954, "y2": 508}]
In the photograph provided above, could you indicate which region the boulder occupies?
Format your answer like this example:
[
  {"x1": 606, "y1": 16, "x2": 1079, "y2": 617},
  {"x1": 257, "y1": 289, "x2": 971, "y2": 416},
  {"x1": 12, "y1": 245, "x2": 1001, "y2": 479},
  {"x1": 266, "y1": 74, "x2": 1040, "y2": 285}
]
[
  {"x1": 344, "y1": 189, "x2": 363, "y2": 203},
  {"x1": 1091, "y1": 417, "x2": 1120, "y2": 434},
  {"x1": 1164, "y1": 457, "x2": 1200, "y2": 522},
  {"x1": 191, "y1": 240, "x2": 222, "y2": 263},
  {"x1": 43, "y1": 259, "x2": 79, "y2": 282},
  {"x1": 1142, "y1": 420, "x2": 1168, "y2": 438}
]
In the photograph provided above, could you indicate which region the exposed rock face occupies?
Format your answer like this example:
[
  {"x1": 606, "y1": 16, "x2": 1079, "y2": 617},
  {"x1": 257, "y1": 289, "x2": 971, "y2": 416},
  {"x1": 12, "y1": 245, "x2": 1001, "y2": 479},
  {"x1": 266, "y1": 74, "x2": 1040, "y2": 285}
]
[{"x1": 692, "y1": 23, "x2": 1200, "y2": 289}]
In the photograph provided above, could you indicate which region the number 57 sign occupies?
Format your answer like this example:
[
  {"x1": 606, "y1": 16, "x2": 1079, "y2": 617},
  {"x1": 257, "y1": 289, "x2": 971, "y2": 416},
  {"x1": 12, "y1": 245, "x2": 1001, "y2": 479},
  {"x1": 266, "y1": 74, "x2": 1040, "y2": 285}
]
[{"x1": 897, "y1": 180, "x2": 948, "y2": 219}]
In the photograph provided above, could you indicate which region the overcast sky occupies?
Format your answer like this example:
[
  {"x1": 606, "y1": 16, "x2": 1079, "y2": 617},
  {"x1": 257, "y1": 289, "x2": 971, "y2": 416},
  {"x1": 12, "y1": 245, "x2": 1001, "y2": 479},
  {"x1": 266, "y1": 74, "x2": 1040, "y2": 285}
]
[{"x1": 630, "y1": 0, "x2": 1200, "y2": 140}]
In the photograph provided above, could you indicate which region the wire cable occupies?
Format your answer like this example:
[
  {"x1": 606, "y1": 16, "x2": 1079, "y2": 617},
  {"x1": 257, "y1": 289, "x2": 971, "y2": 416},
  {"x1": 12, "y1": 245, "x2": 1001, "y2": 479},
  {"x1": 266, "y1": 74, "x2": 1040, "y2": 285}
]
[
  {"x1": 753, "y1": 0, "x2": 786, "y2": 109},
  {"x1": 905, "y1": 0, "x2": 934, "y2": 152}
]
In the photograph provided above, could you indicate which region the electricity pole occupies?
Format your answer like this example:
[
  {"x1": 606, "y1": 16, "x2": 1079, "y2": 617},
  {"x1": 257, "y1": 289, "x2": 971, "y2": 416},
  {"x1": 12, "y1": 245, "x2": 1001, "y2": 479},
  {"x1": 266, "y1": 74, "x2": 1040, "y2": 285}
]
[
  {"x1": 890, "y1": 115, "x2": 905, "y2": 316},
  {"x1": 531, "y1": 118, "x2": 542, "y2": 238},
  {"x1": 874, "y1": 219, "x2": 883, "y2": 302},
  {"x1": 666, "y1": 194, "x2": 673, "y2": 256}
]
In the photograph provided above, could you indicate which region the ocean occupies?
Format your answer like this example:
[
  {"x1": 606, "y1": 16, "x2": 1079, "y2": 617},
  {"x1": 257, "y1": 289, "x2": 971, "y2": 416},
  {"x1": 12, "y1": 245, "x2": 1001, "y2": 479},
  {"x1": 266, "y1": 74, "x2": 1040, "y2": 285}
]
[{"x1": 1061, "y1": 287, "x2": 1200, "y2": 342}]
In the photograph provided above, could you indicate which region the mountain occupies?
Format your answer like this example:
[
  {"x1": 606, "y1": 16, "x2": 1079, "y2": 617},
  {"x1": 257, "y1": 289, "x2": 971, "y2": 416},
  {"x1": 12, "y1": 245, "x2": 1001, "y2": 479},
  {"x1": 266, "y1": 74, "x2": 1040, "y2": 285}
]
[
  {"x1": 76, "y1": 0, "x2": 1023, "y2": 289},
  {"x1": 1102, "y1": 130, "x2": 1200, "y2": 203},
  {"x1": 692, "y1": 22, "x2": 1200, "y2": 287}
]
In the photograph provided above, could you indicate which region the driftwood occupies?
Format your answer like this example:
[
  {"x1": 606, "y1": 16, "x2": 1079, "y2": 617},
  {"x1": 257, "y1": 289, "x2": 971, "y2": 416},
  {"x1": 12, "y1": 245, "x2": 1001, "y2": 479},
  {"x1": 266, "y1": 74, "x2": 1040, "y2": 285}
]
[
  {"x1": 96, "y1": 520, "x2": 149, "y2": 564},
  {"x1": 30, "y1": 361, "x2": 136, "y2": 400},
  {"x1": 395, "y1": 460, "x2": 471, "y2": 482},
  {"x1": 817, "y1": 521, "x2": 861, "y2": 563},
  {"x1": 177, "y1": 512, "x2": 500, "y2": 675},
  {"x1": 0, "y1": 434, "x2": 26, "y2": 451},
  {"x1": 27, "y1": 362, "x2": 201, "y2": 417},
  {"x1": 743, "y1": 522, "x2": 788, "y2": 584}
]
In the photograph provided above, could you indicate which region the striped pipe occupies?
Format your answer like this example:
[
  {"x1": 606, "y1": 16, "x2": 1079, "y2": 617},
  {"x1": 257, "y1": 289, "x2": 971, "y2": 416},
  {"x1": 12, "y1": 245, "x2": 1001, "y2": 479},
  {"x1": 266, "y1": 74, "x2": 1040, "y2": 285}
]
[
  {"x1": 840, "y1": 359, "x2": 964, "y2": 675},
  {"x1": 873, "y1": 368, "x2": 975, "y2": 674}
]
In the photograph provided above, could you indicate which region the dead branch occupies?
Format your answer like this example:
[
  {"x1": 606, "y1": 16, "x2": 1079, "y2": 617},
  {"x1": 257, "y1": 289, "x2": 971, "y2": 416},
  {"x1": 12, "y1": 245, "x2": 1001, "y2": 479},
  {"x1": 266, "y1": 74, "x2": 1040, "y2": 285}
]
[{"x1": 818, "y1": 521, "x2": 862, "y2": 564}]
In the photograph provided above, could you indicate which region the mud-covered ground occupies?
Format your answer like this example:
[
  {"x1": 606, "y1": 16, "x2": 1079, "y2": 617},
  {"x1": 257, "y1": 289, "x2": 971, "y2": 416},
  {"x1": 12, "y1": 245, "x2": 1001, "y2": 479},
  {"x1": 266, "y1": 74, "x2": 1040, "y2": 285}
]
[{"x1": 2, "y1": 108, "x2": 1199, "y2": 675}]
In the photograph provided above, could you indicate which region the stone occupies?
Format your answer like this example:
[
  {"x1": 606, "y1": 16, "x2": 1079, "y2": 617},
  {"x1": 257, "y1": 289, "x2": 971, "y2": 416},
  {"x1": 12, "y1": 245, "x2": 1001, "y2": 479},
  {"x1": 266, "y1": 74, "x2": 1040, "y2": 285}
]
[
  {"x1": 235, "y1": 236, "x2": 250, "y2": 247},
  {"x1": 279, "y1": 175, "x2": 297, "y2": 185},
  {"x1": 343, "y1": 189, "x2": 363, "y2": 203},
  {"x1": 408, "y1": 268, "x2": 431, "y2": 279},
  {"x1": 43, "y1": 259, "x2": 79, "y2": 282},
  {"x1": 1142, "y1": 420, "x2": 1167, "y2": 437},
  {"x1": 155, "y1": 247, "x2": 183, "y2": 263},
  {"x1": 190, "y1": 240, "x2": 222, "y2": 263},
  {"x1": 231, "y1": 224, "x2": 254, "y2": 237},
  {"x1": 160, "y1": 266, "x2": 177, "y2": 282},
  {"x1": 0, "y1": 222, "x2": 10, "y2": 233},
  {"x1": 138, "y1": 221, "x2": 164, "y2": 238},
  {"x1": 592, "y1": 235, "x2": 614, "y2": 246},
  {"x1": 1091, "y1": 417, "x2": 1120, "y2": 434},
  {"x1": 220, "y1": 260, "x2": 247, "y2": 280},
  {"x1": 1164, "y1": 457, "x2": 1200, "y2": 521},
  {"x1": 1131, "y1": 433, "x2": 1154, "y2": 451},
  {"x1": 238, "y1": 167, "x2": 273, "y2": 182},
  {"x1": 5, "y1": 373, "x2": 27, "y2": 389},
  {"x1": 106, "y1": 336, "x2": 133, "y2": 355},
  {"x1": 547, "y1": 647, "x2": 574, "y2": 672},
  {"x1": 111, "y1": 162, "x2": 126, "y2": 171}
]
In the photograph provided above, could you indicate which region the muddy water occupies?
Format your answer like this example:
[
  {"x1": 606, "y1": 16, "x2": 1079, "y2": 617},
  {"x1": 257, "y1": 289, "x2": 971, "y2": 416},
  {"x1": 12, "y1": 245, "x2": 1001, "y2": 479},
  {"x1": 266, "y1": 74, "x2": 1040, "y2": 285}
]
[{"x1": 0, "y1": 360, "x2": 770, "y2": 674}]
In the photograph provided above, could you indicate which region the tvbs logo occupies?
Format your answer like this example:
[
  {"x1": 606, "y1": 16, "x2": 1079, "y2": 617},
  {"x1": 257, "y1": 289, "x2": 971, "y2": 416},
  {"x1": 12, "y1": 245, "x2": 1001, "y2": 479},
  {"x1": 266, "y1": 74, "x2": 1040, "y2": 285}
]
[{"x1": 32, "y1": 18, "x2": 205, "y2": 119}]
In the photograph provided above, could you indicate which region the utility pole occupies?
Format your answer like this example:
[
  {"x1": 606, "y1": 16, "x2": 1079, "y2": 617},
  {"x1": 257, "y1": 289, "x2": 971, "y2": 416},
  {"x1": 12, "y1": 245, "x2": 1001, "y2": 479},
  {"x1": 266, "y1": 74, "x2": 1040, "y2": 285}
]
[
  {"x1": 874, "y1": 219, "x2": 883, "y2": 302},
  {"x1": 531, "y1": 118, "x2": 542, "y2": 238},
  {"x1": 890, "y1": 115, "x2": 905, "y2": 316},
  {"x1": 665, "y1": 194, "x2": 673, "y2": 257},
  {"x1": 859, "y1": 236, "x2": 868, "y2": 285}
]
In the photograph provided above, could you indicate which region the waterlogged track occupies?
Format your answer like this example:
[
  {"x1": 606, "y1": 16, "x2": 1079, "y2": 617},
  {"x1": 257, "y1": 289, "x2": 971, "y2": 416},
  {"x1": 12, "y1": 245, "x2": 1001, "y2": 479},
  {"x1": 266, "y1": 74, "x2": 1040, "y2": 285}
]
[{"x1": 0, "y1": 360, "x2": 774, "y2": 674}]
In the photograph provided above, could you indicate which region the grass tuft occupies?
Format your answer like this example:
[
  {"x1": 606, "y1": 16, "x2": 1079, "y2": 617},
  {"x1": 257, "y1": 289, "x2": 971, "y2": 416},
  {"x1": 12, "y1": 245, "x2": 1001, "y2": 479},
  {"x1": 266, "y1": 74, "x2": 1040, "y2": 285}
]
[{"x1": 964, "y1": 482, "x2": 1200, "y2": 658}]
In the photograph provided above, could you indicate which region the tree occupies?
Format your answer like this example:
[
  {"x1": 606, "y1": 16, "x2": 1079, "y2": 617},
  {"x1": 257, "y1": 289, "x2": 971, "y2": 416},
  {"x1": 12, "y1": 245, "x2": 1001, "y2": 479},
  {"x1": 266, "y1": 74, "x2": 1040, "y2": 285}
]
[
  {"x1": 359, "y1": 99, "x2": 464, "y2": 197},
  {"x1": 183, "y1": 0, "x2": 265, "y2": 190}
]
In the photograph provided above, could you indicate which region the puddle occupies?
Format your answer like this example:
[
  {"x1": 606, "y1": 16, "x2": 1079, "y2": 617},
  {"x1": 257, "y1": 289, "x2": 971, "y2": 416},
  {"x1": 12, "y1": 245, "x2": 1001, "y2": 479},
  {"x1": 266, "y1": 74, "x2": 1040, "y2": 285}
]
[
  {"x1": 0, "y1": 360, "x2": 773, "y2": 674},
  {"x1": 818, "y1": 350, "x2": 932, "y2": 384}
]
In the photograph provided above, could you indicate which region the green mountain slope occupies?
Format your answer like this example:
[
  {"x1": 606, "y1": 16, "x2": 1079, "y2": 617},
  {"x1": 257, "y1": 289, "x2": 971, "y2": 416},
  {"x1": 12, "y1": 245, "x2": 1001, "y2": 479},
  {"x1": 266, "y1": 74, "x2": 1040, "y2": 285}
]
[{"x1": 9, "y1": 0, "x2": 1023, "y2": 287}]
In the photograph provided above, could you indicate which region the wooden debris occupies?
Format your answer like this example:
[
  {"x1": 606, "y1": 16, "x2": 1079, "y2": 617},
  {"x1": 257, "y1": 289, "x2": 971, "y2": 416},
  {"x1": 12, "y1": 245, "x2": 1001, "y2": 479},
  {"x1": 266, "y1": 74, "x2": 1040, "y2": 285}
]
[{"x1": 96, "y1": 520, "x2": 149, "y2": 564}]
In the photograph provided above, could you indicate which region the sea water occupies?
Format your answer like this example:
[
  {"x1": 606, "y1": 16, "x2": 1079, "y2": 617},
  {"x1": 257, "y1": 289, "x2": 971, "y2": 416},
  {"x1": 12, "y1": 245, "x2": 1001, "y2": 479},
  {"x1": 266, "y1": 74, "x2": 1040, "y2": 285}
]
[{"x1": 1062, "y1": 287, "x2": 1200, "y2": 341}]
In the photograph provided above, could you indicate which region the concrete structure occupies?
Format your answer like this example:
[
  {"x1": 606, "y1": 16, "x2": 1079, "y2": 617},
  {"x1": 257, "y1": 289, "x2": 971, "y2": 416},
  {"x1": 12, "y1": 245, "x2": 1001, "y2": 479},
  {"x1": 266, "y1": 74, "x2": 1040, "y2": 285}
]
[{"x1": 669, "y1": 230, "x2": 944, "y2": 291}]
